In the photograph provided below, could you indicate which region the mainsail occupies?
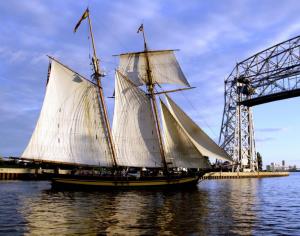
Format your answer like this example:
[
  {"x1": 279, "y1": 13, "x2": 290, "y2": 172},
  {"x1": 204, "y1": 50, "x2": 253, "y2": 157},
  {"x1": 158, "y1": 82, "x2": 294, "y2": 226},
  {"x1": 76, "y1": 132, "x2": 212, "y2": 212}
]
[
  {"x1": 112, "y1": 71, "x2": 162, "y2": 167},
  {"x1": 21, "y1": 58, "x2": 113, "y2": 166},
  {"x1": 161, "y1": 101, "x2": 210, "y2": 169},
  {"x1": 165, "y1": 95, "x2": 233, "y2": 162},
  {"x1": 119, "y1": 50, "x2": 190, "y2": 87}
]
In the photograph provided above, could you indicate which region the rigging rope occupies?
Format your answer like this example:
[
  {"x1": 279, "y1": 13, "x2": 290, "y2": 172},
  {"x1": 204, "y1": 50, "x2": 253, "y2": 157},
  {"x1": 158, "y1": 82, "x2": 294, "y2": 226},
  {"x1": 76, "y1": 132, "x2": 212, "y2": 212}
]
[{"x1": 153, "y1": 82, "x2": 218, "y2": 141}]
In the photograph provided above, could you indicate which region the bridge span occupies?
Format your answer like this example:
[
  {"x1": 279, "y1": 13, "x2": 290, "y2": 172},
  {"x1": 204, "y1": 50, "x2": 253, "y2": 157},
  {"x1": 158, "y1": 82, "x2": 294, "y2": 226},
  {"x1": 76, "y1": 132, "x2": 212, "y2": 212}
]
[{"x1": 219, "y1": 35, "x2": 300, "y2": 171}]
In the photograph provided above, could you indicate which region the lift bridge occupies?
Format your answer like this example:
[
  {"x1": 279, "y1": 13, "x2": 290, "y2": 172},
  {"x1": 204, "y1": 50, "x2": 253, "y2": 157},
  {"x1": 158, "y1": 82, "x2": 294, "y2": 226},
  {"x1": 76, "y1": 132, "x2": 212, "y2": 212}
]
[{"x1": 219, "y1": 35, "x2": 300, "y2": 171}]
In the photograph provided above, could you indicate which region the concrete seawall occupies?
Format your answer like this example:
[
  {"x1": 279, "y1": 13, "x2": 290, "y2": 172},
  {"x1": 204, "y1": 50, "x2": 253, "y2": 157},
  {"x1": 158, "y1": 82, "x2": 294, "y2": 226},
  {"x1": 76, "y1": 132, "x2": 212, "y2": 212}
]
[
  {"x1": 0, "y1": 168, "x2": 70, "y2": 180},
  {"x1": 0, "y1": 168, "x2": 41, "y2": 180},
  {"x1": 202, "y1": 171, "x2": 289, "y2": 179}
]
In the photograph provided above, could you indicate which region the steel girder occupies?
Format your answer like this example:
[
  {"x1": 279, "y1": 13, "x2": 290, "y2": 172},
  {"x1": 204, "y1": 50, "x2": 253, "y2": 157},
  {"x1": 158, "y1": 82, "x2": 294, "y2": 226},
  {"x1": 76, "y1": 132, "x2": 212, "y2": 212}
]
[{"x1": 219, "y1": 34, "x2": 300, "y2": 171}]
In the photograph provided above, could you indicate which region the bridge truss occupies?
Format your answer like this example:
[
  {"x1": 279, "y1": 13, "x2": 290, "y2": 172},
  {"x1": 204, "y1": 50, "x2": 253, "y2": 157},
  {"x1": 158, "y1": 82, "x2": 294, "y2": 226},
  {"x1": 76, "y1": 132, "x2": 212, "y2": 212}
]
[{"x1": 219, "y1": 35, "x2": 300, "y2": 171}]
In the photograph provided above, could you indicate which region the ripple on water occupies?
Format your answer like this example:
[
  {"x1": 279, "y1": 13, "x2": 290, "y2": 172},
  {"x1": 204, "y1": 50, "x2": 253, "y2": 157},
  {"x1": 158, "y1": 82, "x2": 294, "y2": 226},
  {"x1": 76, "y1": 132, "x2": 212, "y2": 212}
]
[{"x1": 0, "y1": 174, "x2": 299, "y2": 235}]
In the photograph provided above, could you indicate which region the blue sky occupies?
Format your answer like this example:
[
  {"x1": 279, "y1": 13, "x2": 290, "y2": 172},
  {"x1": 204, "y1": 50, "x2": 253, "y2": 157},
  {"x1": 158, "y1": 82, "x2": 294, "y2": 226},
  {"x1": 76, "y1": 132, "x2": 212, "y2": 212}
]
[{"x1": 1, "y1": 0, "x2": 300, "y2": 167}]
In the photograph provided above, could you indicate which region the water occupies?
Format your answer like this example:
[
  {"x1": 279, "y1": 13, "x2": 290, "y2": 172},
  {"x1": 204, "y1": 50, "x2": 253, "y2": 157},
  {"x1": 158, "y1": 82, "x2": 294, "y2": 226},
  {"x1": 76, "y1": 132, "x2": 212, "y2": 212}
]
[{"x1": 0, "y1": 174, "x2": 300, "y2": 235}]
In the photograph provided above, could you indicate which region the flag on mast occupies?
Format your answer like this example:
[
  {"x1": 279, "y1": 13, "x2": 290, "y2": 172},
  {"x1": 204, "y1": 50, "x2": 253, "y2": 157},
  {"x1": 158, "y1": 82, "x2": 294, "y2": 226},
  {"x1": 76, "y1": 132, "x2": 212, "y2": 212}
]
[
  {"x1": 74, "y1": 8, "x2": 89, "y2": 33},
  {"x1": 137, "y1": 24, "x2": 144, "y2": 33}
]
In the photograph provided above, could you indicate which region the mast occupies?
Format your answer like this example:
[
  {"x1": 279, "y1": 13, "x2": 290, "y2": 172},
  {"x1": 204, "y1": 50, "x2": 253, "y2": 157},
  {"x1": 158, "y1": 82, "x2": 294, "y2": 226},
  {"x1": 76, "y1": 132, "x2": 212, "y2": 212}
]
[
  {"x1": 86, "y1": 10, "x2": 118, "y2": 168},
  {"x1": 139, "y1": 25, "x2": 168, "y2": 171}
]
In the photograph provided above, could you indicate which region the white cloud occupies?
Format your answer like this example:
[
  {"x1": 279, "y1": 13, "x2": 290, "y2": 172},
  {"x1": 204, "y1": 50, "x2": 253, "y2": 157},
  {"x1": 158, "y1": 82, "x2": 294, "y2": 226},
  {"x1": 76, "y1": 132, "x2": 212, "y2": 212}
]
[
  {"x1": 256, "y1": 127, "x2": 287, "y2": 133},
  {"x1": 256, "y1": 137, "x2": 276, "y2": 143}
]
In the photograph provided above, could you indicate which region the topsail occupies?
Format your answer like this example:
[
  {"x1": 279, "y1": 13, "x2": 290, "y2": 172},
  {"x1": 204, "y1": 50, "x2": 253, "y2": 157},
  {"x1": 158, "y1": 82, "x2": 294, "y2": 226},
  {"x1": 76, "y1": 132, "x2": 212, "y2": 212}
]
[
  {"x1": 119, "y1": 50, "x2": 190, "y2": 87},
  {"x1": 21, "y1": 59, "x2": 113, "y2": 166}
]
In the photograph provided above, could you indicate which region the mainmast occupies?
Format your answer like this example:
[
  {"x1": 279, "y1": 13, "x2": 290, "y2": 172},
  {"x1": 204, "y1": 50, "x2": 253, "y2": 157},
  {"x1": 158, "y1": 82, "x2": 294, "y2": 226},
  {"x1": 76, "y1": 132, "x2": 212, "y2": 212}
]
[
  {"x1": 75, "y1": 8, "x2": 118, "y2": 168},
  {"x1": 138, "y1": 24, "x2": 168, "y2": 171}
]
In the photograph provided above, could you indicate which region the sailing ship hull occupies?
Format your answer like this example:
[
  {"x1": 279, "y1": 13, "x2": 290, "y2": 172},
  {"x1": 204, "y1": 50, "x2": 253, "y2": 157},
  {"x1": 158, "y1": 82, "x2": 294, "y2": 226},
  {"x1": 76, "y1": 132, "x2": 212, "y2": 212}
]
[{"x1": 51, "y1": 175, "x2": 202, "y2": 190}]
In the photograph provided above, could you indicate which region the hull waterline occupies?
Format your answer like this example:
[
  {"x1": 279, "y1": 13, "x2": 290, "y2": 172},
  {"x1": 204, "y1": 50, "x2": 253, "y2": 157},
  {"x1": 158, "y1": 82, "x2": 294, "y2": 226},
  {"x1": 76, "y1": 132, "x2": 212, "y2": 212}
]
[{"x1": 51, "y1": 175, "x2": 202, "y2": 190}]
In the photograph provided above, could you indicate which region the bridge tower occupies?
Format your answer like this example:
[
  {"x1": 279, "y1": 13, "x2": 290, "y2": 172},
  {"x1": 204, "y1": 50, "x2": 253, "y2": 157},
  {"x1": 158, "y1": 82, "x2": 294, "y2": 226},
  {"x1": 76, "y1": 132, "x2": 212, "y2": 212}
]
[
  {"x1": 219, "y1": 35, "x2": 300, "y2": 171},
  {"x1": 219, "y1": 67, "x2": 257, "y2": 171}
]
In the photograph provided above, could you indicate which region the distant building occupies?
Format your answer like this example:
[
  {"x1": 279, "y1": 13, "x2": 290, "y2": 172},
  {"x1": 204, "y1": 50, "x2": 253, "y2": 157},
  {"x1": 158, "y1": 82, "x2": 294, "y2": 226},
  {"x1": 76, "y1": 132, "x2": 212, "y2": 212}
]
[
  {"x1": 271, "y1": 162, "x2": 275, "y2": 171},
  {"x1": 266, "y1": 161, "x2": 299, "y2": 172},
  {"x1": 286, "y1": 165, "x2": 297, "y2": 171}
]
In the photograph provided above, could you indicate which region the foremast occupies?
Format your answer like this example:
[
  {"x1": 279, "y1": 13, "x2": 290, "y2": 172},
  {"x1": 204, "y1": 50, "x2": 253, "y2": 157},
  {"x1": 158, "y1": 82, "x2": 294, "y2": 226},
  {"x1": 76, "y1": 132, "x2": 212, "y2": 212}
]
[
  {"x1": 138, "y1": 25, "x2": 168, "y2": 171},
  {"x1": 84, "y1": 9, "x2": 118, "y2": 168}
]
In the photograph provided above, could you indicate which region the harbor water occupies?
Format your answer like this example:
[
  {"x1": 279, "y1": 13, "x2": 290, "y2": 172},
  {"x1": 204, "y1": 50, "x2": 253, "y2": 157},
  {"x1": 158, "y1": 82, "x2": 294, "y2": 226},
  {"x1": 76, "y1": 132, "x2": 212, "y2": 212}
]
[{"x1": 0, "y1": 173, "x2": 299, "y2": 235}]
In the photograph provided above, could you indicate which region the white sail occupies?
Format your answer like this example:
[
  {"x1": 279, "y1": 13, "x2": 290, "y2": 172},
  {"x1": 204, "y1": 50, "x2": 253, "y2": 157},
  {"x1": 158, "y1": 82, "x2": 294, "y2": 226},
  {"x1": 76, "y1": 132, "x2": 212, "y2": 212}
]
[
  {"x1": 165, "y1": 95, "x2": 233, "y2": 162},
  {"x1": 21, "y1": 59, "x2": 113, "y2": 166},
  {"x1": 161, "y1": 101, "x2": 210, "y2": 169},
  {"x1": 119, "y1": 50, "x2": 190, "y2": 87},
  {"x1": 112, "y1": 71, "x2": 163, "y2": 167}
]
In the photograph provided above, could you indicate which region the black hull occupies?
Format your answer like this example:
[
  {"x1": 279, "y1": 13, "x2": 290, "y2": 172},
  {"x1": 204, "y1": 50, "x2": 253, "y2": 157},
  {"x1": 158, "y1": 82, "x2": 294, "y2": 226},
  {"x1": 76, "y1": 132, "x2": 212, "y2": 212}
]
[{"x1": 51, "y1": 174, "x2": 204, "y2": 190}]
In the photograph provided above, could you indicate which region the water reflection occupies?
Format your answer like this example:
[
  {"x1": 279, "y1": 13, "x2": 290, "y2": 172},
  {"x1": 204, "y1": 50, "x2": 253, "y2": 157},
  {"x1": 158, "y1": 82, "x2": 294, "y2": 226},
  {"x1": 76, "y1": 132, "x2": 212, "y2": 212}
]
[
  {"x1": 219, "y1": 179, "x2": 258, "y2": 235},
  {"x1": 1, "y1": 174, "x2": 300, "y2": 235},
  {"x1": 194, "y1": 179, "x2": 258, "y2": 235},
  {"x1": 20, "y1": 180, "x2": 259, "y2": 235},
  {"x1": 21, "y1": 187, "x2": 211, "y2": 235}
]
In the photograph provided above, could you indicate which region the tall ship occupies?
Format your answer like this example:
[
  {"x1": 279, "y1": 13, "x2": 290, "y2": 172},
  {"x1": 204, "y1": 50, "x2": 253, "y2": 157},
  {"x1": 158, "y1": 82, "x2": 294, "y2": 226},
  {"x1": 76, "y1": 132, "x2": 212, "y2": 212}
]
[{"x1": 21, "y1": 9, "x2": 232, "y2": 189}]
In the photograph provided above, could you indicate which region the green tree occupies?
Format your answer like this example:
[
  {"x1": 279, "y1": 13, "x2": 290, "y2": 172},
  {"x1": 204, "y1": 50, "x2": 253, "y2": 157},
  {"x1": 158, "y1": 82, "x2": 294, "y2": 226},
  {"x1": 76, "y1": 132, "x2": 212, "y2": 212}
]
[{"x1": 257, "y1": 152, "x2": 263, "y2": 171}]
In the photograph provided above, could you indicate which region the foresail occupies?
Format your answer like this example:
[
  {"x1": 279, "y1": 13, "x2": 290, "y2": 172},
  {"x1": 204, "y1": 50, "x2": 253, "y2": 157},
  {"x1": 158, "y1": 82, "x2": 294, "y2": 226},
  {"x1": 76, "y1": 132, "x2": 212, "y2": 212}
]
[
  {"x1": 161, "y1": 101, "x2": 210, "y2": 169},
  {"x1": 165, "y1": 95, "x2": 233, "y2": 162},
  {"x1": 22, "y1": 59, "x2": 113, "y2": 166},
  {"x1": 119, "y1": 50, "x2": 190, "y2": 87},
  {"x1": 112, "y1": 71, "x2": 162, "y2": 167}
]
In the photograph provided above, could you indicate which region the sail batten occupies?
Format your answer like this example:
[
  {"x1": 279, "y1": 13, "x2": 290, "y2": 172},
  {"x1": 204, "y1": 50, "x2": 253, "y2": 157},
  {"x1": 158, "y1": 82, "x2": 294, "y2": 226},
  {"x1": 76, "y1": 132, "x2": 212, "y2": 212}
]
[
  {"x1": 165, "y1": 95, "x2": 233, "y2": 162},
  {"x1": 21, "y1": 59, "x2": 113, "y2": 166},
  {"x1": 112, "y1": 71, "x2": 162, "y2": 167},
  {"x1": 119, "y1": 50, "x2": 190, "y2": 87}
]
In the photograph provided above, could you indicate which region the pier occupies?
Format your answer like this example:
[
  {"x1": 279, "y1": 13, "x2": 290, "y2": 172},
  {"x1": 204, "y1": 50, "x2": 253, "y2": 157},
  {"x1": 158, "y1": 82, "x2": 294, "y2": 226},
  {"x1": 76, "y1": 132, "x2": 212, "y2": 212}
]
[{"x1": 202, "y1": 171, "x2": 289, "y2": 179}]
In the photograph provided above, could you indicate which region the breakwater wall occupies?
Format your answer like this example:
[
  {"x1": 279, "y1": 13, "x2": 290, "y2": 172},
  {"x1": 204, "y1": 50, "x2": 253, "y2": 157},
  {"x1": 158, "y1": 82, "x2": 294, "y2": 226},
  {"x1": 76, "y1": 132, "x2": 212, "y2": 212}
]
[
  {"x1": 202, "y1": 171, "x2": 289, "y2": 179},
  {"x1": 0, "y1": 168, "x2": 42, "y2": 180}
]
